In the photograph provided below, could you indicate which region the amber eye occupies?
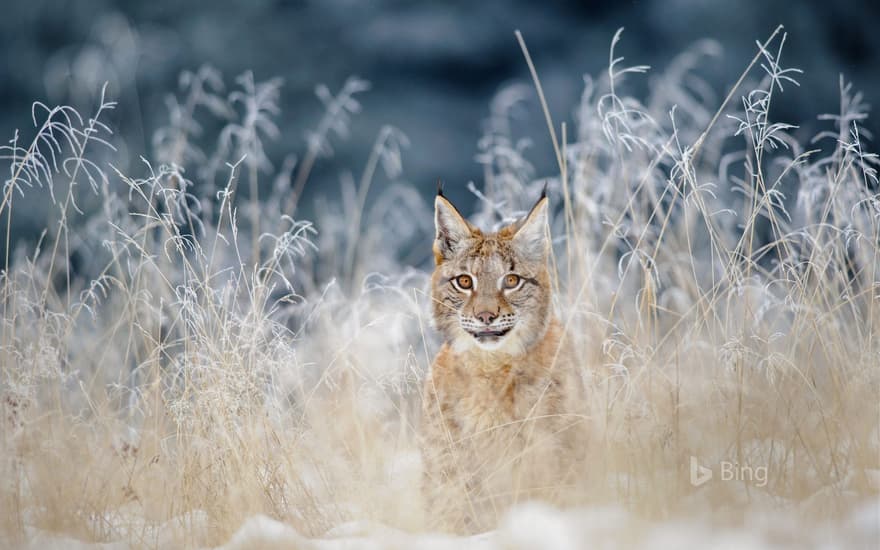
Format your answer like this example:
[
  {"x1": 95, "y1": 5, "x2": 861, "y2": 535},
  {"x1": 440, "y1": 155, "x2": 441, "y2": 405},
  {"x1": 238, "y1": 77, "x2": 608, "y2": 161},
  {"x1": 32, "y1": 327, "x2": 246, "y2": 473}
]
[
  {"x1": 454, "y1": 274, "x2": 473, "y2": 290},
  {"x1": 503, "y1": 274, "x2": 521, "y2": 289}
]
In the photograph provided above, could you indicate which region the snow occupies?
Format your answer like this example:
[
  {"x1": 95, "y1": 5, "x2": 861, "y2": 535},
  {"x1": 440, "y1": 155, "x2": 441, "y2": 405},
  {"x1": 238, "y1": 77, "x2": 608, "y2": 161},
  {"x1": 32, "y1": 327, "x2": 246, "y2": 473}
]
[
  {"x1": 15, "y1": 496, "x2": 878, "y2": 549},
  {"x1": 212, "y1": 500, "x2": 879, "y2": 550}
]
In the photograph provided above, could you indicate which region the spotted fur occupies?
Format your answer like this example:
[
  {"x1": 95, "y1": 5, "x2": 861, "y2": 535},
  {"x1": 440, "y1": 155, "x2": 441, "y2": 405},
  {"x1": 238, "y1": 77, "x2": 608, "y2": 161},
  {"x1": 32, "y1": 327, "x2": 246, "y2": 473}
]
[{"x1": 421, "y1": 190, "x2": 585, "y2": 533}]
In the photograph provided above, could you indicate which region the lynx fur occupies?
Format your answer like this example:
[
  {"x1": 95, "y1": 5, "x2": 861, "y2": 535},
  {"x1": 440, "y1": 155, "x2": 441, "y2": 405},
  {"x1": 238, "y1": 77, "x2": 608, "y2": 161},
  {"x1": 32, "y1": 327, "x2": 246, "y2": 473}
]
[{"x1": 420, "y1": 187, "x2": 585, "y2": 532}]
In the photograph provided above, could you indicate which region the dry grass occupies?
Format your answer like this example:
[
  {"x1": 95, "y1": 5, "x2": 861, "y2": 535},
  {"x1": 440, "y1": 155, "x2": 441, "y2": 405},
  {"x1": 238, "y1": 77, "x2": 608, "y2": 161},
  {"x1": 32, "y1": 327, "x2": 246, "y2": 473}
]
[{"x1": 0, "y1": 28, "x2": 878, "y2": 548}]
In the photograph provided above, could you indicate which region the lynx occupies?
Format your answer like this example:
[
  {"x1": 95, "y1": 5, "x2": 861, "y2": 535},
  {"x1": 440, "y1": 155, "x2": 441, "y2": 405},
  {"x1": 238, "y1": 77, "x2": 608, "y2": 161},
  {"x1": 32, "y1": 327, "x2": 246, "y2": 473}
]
[{"x1": 420, "y1": 186, "x2": 585, "y2": 533}]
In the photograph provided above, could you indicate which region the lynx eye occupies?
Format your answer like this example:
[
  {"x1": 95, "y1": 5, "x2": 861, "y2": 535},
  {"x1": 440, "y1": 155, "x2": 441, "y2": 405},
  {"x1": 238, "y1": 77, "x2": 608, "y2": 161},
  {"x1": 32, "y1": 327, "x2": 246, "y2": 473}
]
[
  {"x1": 502, "y1": 274, "x2": 522, "y2": 289},
  {"x1": 453, "y1": 274, "x2": 473, "y2": 291}
]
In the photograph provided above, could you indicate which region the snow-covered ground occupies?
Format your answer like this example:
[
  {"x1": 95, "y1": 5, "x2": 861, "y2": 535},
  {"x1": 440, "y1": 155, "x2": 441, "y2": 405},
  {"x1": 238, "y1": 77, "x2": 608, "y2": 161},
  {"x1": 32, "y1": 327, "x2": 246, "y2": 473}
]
[{"x1": 18, "y1": 498, "x2": 879, "y2": 550}]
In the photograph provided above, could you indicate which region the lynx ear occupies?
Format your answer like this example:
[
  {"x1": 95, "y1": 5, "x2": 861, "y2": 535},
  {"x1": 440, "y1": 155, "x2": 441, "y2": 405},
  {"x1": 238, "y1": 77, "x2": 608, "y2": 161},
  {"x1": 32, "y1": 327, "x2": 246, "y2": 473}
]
[
  {"x1": 434, "y1": 191, "x2": 473, "y2": 264},
  {"x1": 512, "y1": 194, "x2": 550, "y2": 262}
]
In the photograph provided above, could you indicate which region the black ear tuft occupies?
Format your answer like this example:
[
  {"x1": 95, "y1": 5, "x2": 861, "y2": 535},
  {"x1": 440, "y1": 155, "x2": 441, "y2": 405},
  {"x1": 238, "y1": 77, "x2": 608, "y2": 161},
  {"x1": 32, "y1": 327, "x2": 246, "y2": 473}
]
[
  {"x1": 437, "y1": 179, "x2": 444, "y2": 197},
  {"x1": 540, "y1": 181, "x2": 548, "y2": 200}
]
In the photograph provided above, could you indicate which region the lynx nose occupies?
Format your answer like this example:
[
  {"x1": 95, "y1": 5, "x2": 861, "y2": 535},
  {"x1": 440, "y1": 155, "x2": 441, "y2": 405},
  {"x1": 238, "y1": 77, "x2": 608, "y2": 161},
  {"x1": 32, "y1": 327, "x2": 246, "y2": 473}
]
[{"x1": 475, "y1": 310, "x2": 498, "y2": 325}]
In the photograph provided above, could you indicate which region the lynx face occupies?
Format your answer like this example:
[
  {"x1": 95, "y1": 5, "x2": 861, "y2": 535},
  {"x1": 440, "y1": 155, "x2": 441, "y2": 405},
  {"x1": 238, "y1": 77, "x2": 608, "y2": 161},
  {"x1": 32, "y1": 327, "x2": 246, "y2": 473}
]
[{"x1": 432, "y1": 190, "x2": 552, "y2": 354}]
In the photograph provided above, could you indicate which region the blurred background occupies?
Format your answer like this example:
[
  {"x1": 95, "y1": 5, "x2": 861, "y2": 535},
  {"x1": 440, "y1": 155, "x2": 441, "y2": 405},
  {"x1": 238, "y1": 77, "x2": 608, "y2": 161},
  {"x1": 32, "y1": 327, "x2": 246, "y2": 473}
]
[{"x1": 1, "y1": 0, "x2": 879, "y2": 253}]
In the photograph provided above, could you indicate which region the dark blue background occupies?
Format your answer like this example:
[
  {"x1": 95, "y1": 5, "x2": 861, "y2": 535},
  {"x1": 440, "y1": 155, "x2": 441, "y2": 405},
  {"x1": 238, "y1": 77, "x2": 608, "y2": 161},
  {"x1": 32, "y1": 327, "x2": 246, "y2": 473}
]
[{"x1": 1, "y1": 0, "x2": 878, "y2": 245}]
